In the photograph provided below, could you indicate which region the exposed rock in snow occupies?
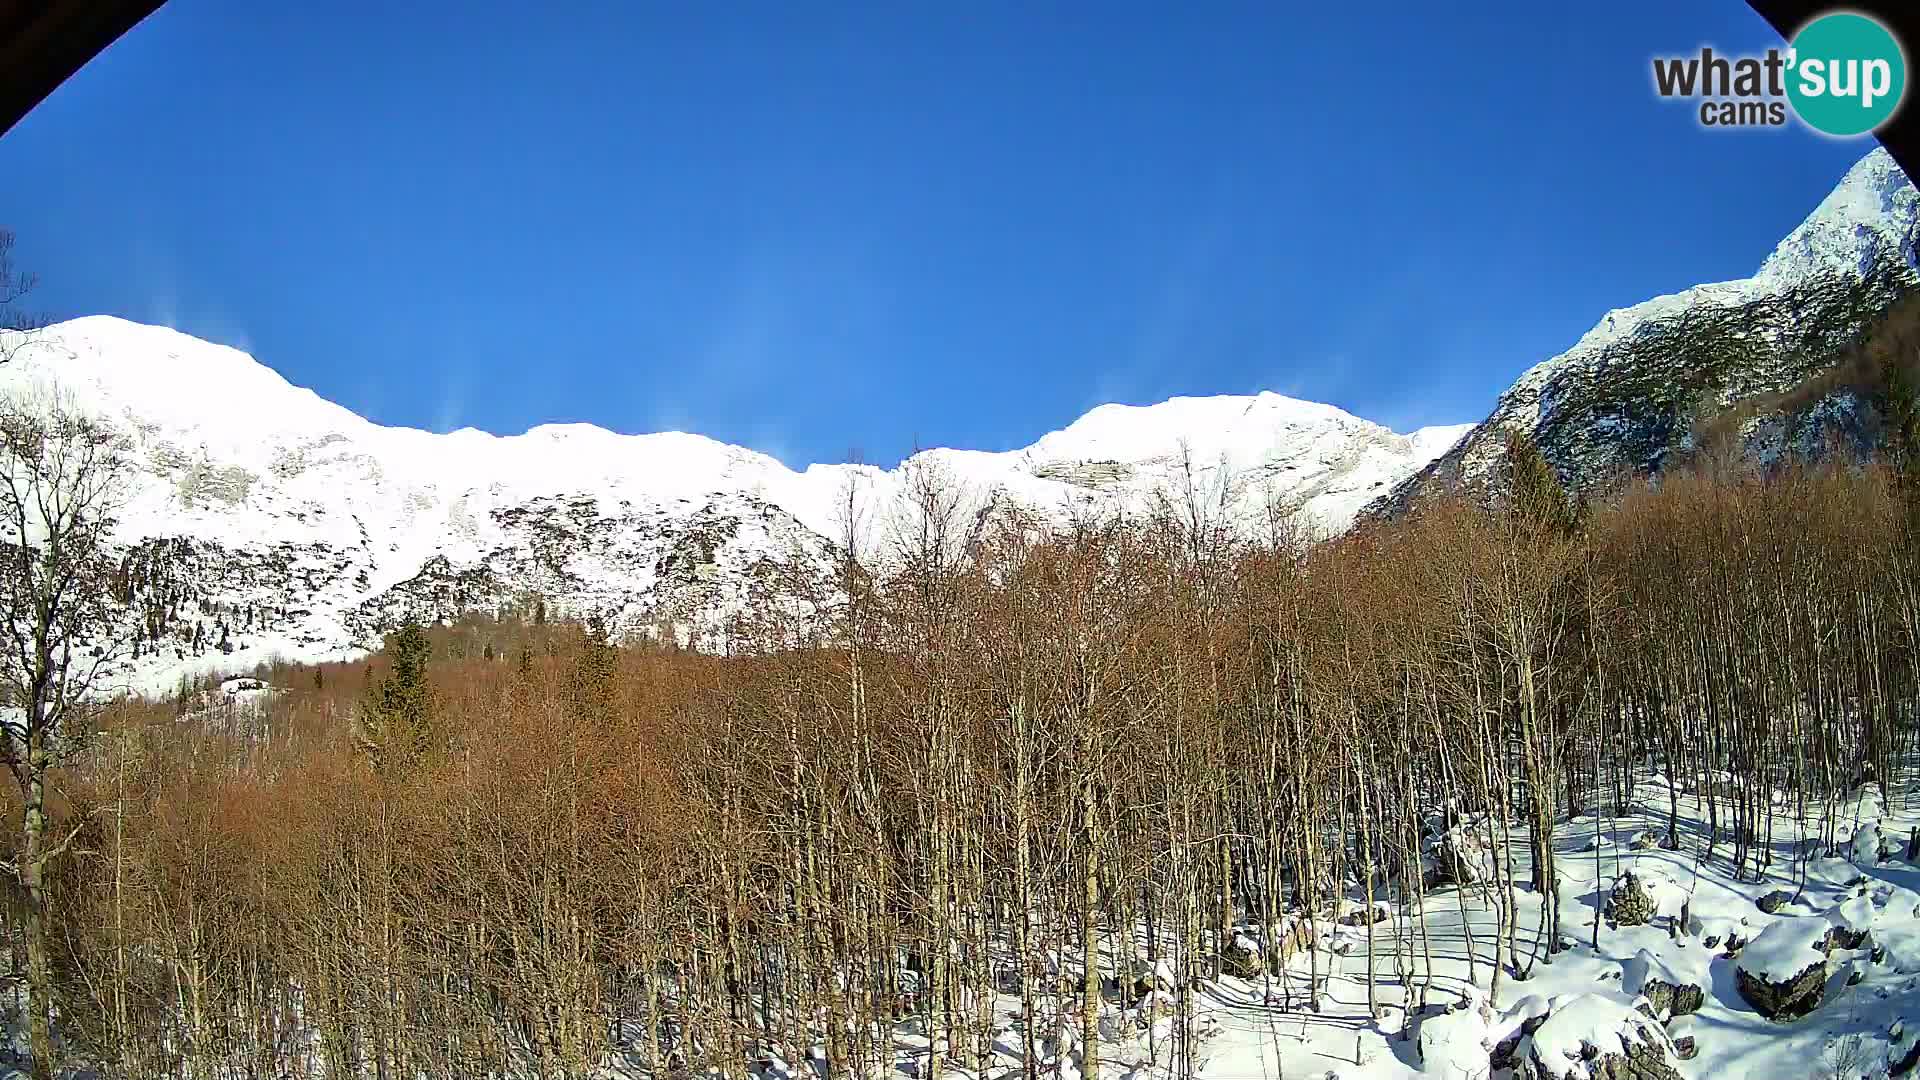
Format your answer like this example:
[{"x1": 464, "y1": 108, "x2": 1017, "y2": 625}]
[
  {"x1": 1664, "y1": 1014, "x2": 1698, "y2": 1061},
  {"x1": 1622, "y1": 948, "x2": 1706, "y2": 1021},
  {"x1": 1606, "y1": 872, "x2": 1655, "y2": 927},
  {"x1": 1505, "y1": 992, "x2": 1680, "y2": 1080},
  {"x1": 1337, "y1": 899, "x2": 1391, "y2": 927},
  {"x1": 1220, "y1": 932, "x2": 1261, "y2": 978},
  {"x1": 1737, "y1": 917, "x2": 1835, "y2": 1020},
  {"x1": 1832, "y1": 894, "x2": 1880, "y2": 950},
  {"x1": 1426, "y1": 823, "x2": 1493, "y2": 887}
]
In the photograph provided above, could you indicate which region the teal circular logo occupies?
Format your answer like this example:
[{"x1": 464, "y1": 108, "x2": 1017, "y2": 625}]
[{"x1": 1787, "y1": 12, "x2": 1906, "y2": 136}]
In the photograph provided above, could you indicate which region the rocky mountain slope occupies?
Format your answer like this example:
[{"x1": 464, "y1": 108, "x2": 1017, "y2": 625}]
[
  {"x1": 1371, "y1": 147, "x2": 1919, "y2": 517},
  {"x1": 0, "y1": 317, "x2": 1466, "y2": 693}
]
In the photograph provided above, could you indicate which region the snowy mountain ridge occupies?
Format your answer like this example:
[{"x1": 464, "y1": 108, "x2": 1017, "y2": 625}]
[
  {"x1": 6, "y1": 146, "x2": 1910, "y2": 695},
  {"x1": 1373, "y1": 147, "x2": 1918, "y2": 514},
  {"x1": 0, "y1": 316, "x2": 1466, "y2": 693}
]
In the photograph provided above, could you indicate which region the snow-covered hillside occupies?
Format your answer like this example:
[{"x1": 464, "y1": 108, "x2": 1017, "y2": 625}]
[
  {"x1": 1375, "y1": 147, "x2": 1919, "y2": 516},
  {"x1": 0, "y1": 316, "x2": 1465, "y2": 692}
]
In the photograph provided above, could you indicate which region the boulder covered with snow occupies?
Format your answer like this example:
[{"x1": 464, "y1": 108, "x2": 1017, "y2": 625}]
[
  {"x1": 1416, "y1": 995, "x2": 1495, "y2": 1080},
  {"x1": 1853, "y1": 821, "x2": 1893, "y2": 866},
  {"x1": 1622, "y1": 948, "x2": 1706, "y2": 1020},
  {"x1": 1756, "y1": 889, "x2": 1795, "y2": 914},
  {"x1": 1427, "y1": 823, "x2": 1493, "y2": 887},
  {"x1": 1505, "y1": 993, "x2": 1680, "y2": 1080},
  {"x1": 1605, "y1": 871, "x2": 1655, "y2": 927},
  {"x1": 1220, "y1": 931, "x2": 1261, "y2": 978},
  {"x1": 1827, "y1": 893, "x2": 1877, "y2": 950},
  {"x1": 1735, "y1": 917, "x2": 1833, "y2": 1020},
  {"x1": 1664, "y1": 1014, "x2": 1698, "y2": 1061},
  {"x1": 1337, "y1": 899, "x2": 1391, "y2": 927}
]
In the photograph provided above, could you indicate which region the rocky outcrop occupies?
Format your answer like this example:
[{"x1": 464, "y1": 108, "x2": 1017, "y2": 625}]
[
  {"x1": 1606, "y1": 872, "x2": 1656, "y2": 927},
  {"x1": 1735, "y1": 960, "x2": 1826, "y2": 1020},
  {"x1": 1637, "y1": 980, "x2": 1703, "y2": 1021}
]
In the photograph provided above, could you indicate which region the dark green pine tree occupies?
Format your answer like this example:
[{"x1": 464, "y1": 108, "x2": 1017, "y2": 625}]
[
  {"x1": 357, "y1": 622, "x2": 434, "y2": 768},
  {"x1": 572, "y1": 618, "x2": 618, "y2": 726},
  {"x1": 1504, "y1": 427, "x2": 1579, "y2": 536}
]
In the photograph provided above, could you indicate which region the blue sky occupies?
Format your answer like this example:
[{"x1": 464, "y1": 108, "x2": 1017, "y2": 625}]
[{"x1": 0, "y1": 2, "x2": 1883, "y2": 468}]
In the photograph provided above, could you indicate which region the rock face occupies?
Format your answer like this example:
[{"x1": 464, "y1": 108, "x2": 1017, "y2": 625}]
[
  {"x1": 1736, "y1": 961, "x2": 1827, "y2": 1021},
  {"x1": 1606, "y1": 872, "x2": 1656, "y2": 927},
  {"x1": 1372, "y1": 147, "x2": 1919, "y2": 521},
  {"x1": 1636, "y1": 980, "x2": 1703, "y2": 1021}
]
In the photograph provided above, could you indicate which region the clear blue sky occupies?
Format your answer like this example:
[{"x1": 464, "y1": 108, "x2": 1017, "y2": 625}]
[{"x1": 0, "y1": 1, "x2": 1884, "y2": 468}]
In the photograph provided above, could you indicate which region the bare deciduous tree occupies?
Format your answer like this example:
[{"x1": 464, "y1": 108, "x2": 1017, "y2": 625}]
[
  {"x1": 0, "y1": 388, "x2": 128, "y2": 1079},
  {"x1": 0, "y1": 230, "x2": 45, "y2": 367}
]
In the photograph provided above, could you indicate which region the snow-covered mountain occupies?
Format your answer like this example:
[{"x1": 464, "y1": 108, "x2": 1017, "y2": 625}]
[
  {"x1": 0, "y1": 316, "x2": 1466, "y2": 691},
  {"x1": 12, "y1": 148, "x2": 1909, "y2": 694},
  {"x1": 1373, "y1": 147, "x2": 1919, "y2": 516}
]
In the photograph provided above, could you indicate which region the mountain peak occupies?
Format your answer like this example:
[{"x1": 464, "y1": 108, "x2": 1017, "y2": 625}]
[
  {"x1": 1373, "y1": 146, "x2": 1918, "y2": 520},
  {"x1": 1757, "y1": 147, "x2": 1916, "y2": 285}
]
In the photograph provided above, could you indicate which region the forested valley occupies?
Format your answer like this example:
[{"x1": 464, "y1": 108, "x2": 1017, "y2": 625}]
[{"x1": 4, "y1": 303, "x2": 1920, "y2": 1080}]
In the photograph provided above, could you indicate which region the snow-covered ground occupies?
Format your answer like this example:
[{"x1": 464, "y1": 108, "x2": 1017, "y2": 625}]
[{"x1": 811, "y1": 774, "x2": 1920, "y2": 1080}]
